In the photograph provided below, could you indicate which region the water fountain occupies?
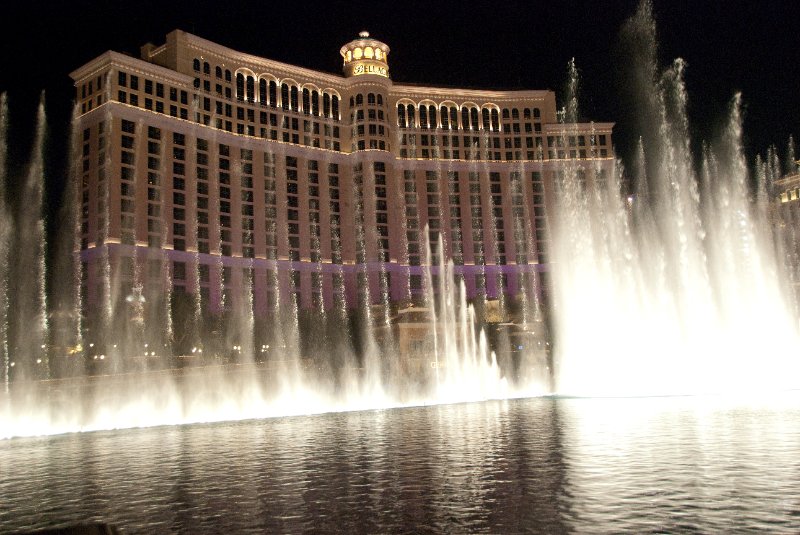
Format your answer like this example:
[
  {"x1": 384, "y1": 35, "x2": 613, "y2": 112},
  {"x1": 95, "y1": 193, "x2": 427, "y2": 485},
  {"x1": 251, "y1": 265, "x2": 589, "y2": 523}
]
[
  {"x1": 551, "y1": 2, "x2": 800, "y2": 396},
  {"x1": 0, "y1": 95, "x2": 540, "y2": 439},
  {"x1": 3, "y1": 94, "x2": 50, "y2": 384},
  {"x1": 4, "y1": 6, "x2": 800, "y2": 534},
  {"x1": 1, "y1": 2, "x2": 798, "y2": 443}
]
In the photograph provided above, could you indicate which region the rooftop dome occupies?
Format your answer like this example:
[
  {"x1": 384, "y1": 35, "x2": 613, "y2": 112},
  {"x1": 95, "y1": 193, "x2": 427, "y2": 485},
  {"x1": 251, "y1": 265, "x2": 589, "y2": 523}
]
[{"x1": 340, "y1": 31, "x2": 390, "y2": 78}]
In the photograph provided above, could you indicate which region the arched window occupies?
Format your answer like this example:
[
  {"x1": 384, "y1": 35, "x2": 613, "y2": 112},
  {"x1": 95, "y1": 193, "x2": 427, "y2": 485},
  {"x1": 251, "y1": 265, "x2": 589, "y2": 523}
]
[
  {"x1": 290, "y1": 86, "x2": 299, "y2": 111},
  {"x1": 491, "y1": 109, "x2": 499, "y2": 130},
  {"x1": 311, "y1": 91, "x2": 319, "y2": 116},
  {"x1": 440, "y1": 106, "x2": 449, "y2": 129},
  {"x1": 269, "y1": 81, "x2": 277, "y2": 107},
  {"x1": 482, "y1": 108, "x2": 491, "y2": 130},
  {"x1": 236, "y1": 73, "x2": 245, "y2": 100},
  {"x1": 523, "y1": 108, "x2": 531, "y2": 119},
  {"x1": 470, "y1": 108, "x2": 479, "y2": 131},
  {"x1": 259, "y1": 79, "x2": 267, "y2": 104},
  {"x1": 450, "y1": 107, "x2": 458, "y2": 129},
  {"x1": 461, "y1": 107, "x2": 470, "y2": 130},
  {"x1": 246, "y1": 76, "x2": 255, "y2": 102},
  {"x1": 225, "y1": 70, "x2": 231, "y2": 82},
  {"x1": 302, "y1": 88, "x2": 310, "y2": 115},
  {"x1": 323, "y1": 93, "x2": 331, "y2": 117},
  {"x1": 281, "y1": 84, "x2": 289, "y2": 110},
  {"x1": 502, "y1": 108, "x2": 510, "y2": 119},
  {"x1": 511, "y1": 108, "x2": 519, "y2": 120},
  {"x1": 331, "y1": 95, "x2": 339, "y2": 120},
  {"x1": 406, "y1": 104, "x2": 415, "y2": 127},
  {"x1": 428, "y1": 105, "x2": 437, "y2": 129},
  {"x1": 203, "y1": 62, "x2": 210, "y2": 75},
  {"x1": 398, "y1": 104, "x2": 406, "y2": 127},
  {"x1": 356, "y1": 94, "x2": 364, "y2": 105},
  {"x1": 216, "y1": 66, "x2": 222, "y2": 78},
  {"x1": 533, "y1": 107, "x2": 541, "y2": 119},
  {"x1": 193, "y1": 59, "x2": 201, "y2": 71},
  {"x1": 419, "y1": 105, "x2": 428, "y2": 128},
  {"x1": 377, "y1": 94, "x2": 383, "y2": 106},
  {"x1": 367, "y1": 93, "x2": 376, "y2": 105}
]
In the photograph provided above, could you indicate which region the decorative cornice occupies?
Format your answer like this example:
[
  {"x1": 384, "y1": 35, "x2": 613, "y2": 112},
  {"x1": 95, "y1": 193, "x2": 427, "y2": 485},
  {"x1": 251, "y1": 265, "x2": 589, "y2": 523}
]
[
  {"x1": 70, "y1": 51, "x2": 193, "y2": 86},
  {"x1": 182, "y1": 31, "x2": 347, "y2": 87},
  {"x1": 390, "y1": 85, "x2": 553, "y2": 104}
]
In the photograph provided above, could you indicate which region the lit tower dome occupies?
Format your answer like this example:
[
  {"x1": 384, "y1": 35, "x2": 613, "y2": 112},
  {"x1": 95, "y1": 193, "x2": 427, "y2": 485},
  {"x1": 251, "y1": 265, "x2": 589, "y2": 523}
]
[{"x1": 340, "y1": 31, "x2": 390, "y2": 78}]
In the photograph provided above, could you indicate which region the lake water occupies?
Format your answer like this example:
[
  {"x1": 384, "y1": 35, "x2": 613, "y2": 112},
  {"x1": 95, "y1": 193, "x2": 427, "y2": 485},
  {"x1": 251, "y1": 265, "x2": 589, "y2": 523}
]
[{"x1": 1, "y1": 394, "x2": 799, "y2": 533}]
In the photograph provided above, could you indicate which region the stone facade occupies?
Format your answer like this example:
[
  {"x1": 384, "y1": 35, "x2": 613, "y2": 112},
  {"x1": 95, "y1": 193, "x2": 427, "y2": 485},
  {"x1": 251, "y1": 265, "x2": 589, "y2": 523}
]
[{"x1": 70, "y1": 30, "x2": 614, "y2": 315}]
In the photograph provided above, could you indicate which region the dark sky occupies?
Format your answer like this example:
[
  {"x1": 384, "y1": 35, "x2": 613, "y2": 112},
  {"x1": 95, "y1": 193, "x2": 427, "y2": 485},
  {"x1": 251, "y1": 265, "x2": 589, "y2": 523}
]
[{"x1": 2, "y1": 0, "x2": 799, "y2": 180}]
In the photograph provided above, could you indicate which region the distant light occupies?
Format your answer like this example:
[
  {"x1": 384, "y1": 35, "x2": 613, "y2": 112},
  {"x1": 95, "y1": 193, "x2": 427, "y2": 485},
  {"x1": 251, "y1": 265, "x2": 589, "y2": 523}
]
[
  {"x1": 36, "y1": 359, "x2": 42, "y2": 364},
  {"x1": 9, "y1": 362, "x2": 14, "y2": 367},
  {"x1": 89, "y1": 343, "x2": 94, "y2": 348},
  {"x1": 40, "y1": 344, "x2": 46, "y2": 349},
  {"x1": 100, "y1": 355, "x2": 105, "y2": 360}
]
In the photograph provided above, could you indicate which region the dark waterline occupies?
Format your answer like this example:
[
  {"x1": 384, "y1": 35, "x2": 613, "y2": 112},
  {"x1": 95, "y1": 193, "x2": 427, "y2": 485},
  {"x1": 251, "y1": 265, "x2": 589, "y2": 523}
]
[{"x1": 1, "y1": 395, "x2": 799, "y2": 534}]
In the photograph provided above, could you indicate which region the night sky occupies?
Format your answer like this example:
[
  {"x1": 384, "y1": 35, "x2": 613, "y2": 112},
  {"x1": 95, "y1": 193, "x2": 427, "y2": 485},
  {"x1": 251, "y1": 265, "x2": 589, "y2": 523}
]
[{"x1": 1, "y1": 0, "x2": 799, "y2": 195}]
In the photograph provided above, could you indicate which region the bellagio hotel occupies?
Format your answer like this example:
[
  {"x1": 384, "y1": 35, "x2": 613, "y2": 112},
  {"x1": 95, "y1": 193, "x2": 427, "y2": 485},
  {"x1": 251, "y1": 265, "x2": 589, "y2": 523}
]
[{"x1": 70, "y1": 30, "x2": 614, "y2": 315}]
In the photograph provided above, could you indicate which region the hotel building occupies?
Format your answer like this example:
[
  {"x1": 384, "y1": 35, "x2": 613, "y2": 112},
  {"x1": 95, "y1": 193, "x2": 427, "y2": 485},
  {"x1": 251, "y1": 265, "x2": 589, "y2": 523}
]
[
  {"x1": 774, "y1": 162, "x2": 800, "y2": 299},
  {"x1": 70, "y1": 30, "x2": 614, "y2": 318}
]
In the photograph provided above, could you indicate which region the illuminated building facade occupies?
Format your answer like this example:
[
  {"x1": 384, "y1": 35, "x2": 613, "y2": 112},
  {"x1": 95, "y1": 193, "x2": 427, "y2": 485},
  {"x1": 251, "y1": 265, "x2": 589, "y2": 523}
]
[
  {"x1": 773, "y1": 162, "x2": 800, "y2": 300},
  {"x1": 775, "y1": 164, "x2": 800, "y2": 204},
  {"x1": 70, "y1": 30, "x2": 614, "y2": 316}
]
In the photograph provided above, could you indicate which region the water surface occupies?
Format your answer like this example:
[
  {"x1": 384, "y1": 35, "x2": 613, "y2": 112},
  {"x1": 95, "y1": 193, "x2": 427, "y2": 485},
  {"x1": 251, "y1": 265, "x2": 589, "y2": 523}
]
[{"x1": 1, "y1": 395, "x2": 799, "y2": 533}]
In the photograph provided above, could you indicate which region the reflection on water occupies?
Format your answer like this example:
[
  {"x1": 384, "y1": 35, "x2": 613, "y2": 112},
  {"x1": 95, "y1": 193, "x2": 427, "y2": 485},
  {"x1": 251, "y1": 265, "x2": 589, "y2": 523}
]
[
  {"x1": 559, "y1": 394, "x2": 800, "y2": 533},
  {"x1": 1, "y1": 395, "x2": 799, "y2": 534}
]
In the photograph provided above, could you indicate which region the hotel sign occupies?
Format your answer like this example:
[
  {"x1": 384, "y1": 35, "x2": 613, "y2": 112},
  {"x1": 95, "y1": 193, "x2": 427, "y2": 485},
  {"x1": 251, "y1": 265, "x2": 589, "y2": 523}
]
[{"x1": 352, "y1": 61, "x2": 388, "y2": 78}]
